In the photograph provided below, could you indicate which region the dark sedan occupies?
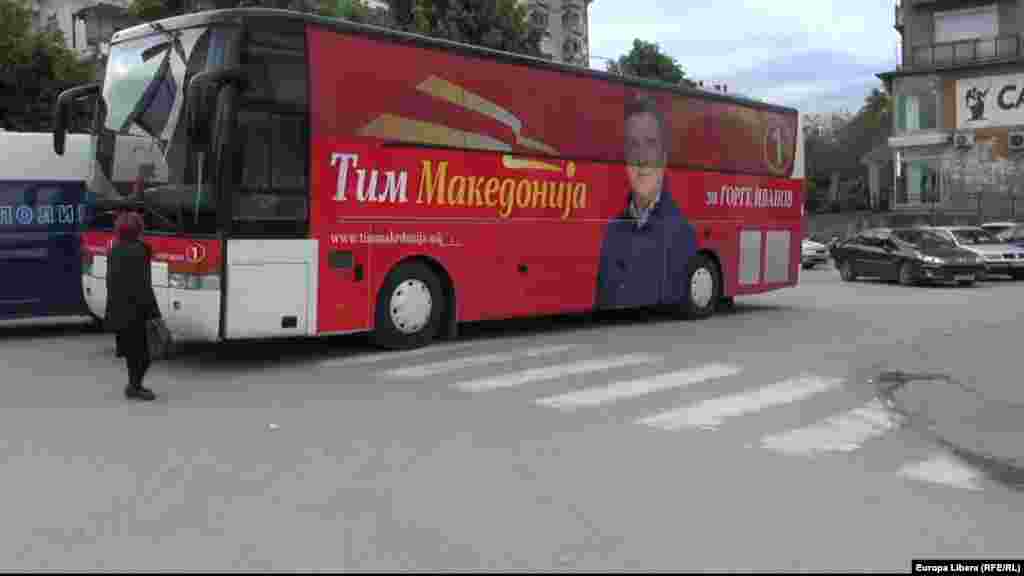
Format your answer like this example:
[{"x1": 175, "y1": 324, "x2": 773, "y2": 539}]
[{"x1": 830, "y1": 227, "x2": 986, "y2": 286}]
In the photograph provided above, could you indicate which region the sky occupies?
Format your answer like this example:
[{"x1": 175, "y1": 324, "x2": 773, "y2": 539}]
[{"x1": 586, "y1": 0, "x2": 900, "y2": 115}]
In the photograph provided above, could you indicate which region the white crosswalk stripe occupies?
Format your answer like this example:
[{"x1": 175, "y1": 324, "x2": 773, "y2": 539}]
[
  {"x1": 452, "y1": 353, "x2": 661, "y2": 393},
  {"x1": 319, "y1": 341, "x2": 483, "y2": 368},
  {"x1": 898, "y1": 453, "x2": 983, "y2": 491},
  {"x1": 637, "y1": 375, "x2": 843, "y2": 432},
  {"x1": 383, "y1": 344, "x2": 579, "y2": 378},
  {"x1": 536, "y1": 363, "x2": 742, "y2": 411},
  {"x1": 760, "y1": 398, "x2": 904, "y2": 457}
]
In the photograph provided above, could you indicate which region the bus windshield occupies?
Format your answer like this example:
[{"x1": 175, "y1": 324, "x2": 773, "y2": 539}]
[{"x1": 87, "y1": 24, "x2": 237, "y2": 236}]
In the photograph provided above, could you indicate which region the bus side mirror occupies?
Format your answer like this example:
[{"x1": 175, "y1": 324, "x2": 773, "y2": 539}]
[
  {"x1": 53, "y1": 83, "x2": 100, "y2": 156},
  {"x1": 187, "y1": 81, "x2": 215, "y2": 147},
  {"x1": 186, "y1": 67, "x2": 244, "y2": 148}
]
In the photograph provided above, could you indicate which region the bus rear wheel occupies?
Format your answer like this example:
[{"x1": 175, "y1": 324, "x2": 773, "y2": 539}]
[
  {"x1": 680, "y1": 254, "x2": 720, "y2": 320},
  {"x1": 372, "y1": 261, "x2": 444, "y2": 350}
]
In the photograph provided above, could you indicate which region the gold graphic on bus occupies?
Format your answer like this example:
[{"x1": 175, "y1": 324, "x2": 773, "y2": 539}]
[{"x1": 357, "y1": 75, "x2": 561, "y2": 163}]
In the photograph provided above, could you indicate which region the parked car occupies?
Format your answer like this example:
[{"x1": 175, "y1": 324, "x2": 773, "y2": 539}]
[
  {"x1": 980, "y1": 221, "x2": 1019, "y2": 238},
  {"x1": 925, "y1": 226, "x2": 1024, "y2": 280},
  {"x1": 994, "y1": 223, "x2": 1024, "y2": 248},
  {"x1": 801, "y1": 238, "x2": 829, "y2": 269},
  {"x1": 830, "y1": 227, "x2": 985, "y2": 286}
]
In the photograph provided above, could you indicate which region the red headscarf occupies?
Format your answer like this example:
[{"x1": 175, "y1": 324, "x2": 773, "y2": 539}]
[{"x1": 114, "y1": 211, "x2": 143, "y2": 242}]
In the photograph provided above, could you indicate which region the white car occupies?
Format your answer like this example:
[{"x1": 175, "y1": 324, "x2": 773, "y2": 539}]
[
  {"x1": 801, "y1": 238, "x2": 829, "y2": 269},
  {"x1": 927, "y1": 226, "x2": 1024, "y2": 280}
]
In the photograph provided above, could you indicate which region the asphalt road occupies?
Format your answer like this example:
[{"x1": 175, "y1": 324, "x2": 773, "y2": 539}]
[{"x1": 1, "y1": 264, "x2": 1022, "y2": 571}]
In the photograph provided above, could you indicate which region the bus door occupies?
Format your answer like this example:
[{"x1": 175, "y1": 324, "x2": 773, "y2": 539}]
[{"x1": 223, "y1": 105, "x2": 316, "y2": 339}]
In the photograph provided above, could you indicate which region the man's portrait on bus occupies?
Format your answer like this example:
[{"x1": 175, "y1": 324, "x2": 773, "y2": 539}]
[{"x1": 594, "y1": 92, "x2": 697, "y2": 309}]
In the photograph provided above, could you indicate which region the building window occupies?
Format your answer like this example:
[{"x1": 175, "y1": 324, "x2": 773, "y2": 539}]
[
  {"x1": 530, "y1": 10, "x2": 549, "y2": 29},
  {"x1": 540, "y1": 35, "x2": 555, "y2": 57},
  {"x1": 894, "y1": 77, "x2": 940, "y2": 133},
  {"x1": 898, "y1": 158, "x2": 941, "y2": 205},
  {"x1": 563, "y1": 37, "x2": 581, "y2": 60},
  {"x1": 934, "y1": 5, "x2": 998, "y2": 44},
  {"x1": 563, "y1": 10, "x2": 581, "y2": 34},
  {"x1": 896, "y1": 94, "x2": 938, "y2": 131}
]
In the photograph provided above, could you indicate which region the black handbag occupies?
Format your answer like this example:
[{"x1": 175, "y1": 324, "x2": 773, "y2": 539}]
[{"x1": 146, "y1": 317, "x2": 172, "y2": 360}]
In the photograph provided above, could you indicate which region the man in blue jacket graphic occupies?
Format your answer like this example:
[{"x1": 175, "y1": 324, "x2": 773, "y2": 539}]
[{"x1": 595, "y1": 93, "x2": 698, "y2": 309}]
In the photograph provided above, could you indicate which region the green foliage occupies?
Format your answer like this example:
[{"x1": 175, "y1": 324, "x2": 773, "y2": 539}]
[
  {"x1": 607, "y1": 39, "x2": 695, "y2": 87},
  {"x1": 394, "y1": 0, "x2": 541, "y2": 56},
  {"x1": 126, "y1": 0, "x2": 540, "y2": 56},
  {"x1": 315, "y1": 0, "x2": 394, "y2": 26},
  {"x1": 804, "y1": 85, "x2": 893, "y2": 183},
  {"x1": 0, "y1": 0, "x2": 96, "y2": 131}
]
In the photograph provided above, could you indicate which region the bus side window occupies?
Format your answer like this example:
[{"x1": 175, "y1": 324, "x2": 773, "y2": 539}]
[{"x1": 231, "y1": 19, "x2": 308, "y2": 238}]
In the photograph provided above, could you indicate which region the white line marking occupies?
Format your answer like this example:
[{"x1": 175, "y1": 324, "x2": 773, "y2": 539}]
[
  {"x1": 453, "y1": 354, "x2": 661, "y2": 393},
  {"x1": 638, "y1": 375, "x2": 843, "y2": 432},
  {"x1": 899, "y1": 453, "x2": 982, "y2": 491},
  {"x1": 760, "y1": 398, "x2": 904, "y2": 456},
  {"x1": 319, "y1": 341, "x2": 483, "y2": 368},
  {"x1": 383, "y1": 344, "x2": 579, "y2": 378},
  {"x1": 536, "y1": 363, "x2": 742, "y2": 411}
]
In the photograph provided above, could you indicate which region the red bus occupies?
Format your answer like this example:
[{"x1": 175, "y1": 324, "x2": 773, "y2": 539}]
[{"x1": 53, "y1": 8, "x2": 805, "y2": 350}]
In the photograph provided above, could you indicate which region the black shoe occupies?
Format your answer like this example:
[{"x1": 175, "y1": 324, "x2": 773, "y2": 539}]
[{"x1": 125, "y1": 385, "x2": 156, "y2": 401}]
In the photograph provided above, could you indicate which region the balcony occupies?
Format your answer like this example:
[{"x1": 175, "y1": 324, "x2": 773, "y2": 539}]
[{"x1": 909, "y1": 35, "x2": 1022, "y2": 70}]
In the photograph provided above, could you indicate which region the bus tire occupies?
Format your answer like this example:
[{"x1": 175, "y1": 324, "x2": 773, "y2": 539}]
[
  {"x1": 372, "y1": 261, "x2": 444, "y2": 350},
  {"x1": 680, "y1": 253, "x2": 719, "y2": 320}
]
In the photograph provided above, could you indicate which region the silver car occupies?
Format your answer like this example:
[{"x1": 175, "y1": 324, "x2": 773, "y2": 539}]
[
  {"x1": 980, "y1": 221, "x2": 1019, "y2": 238},
  {"x1": 801, "y1": 238, "x2": 829, "y2": 269},
  {"x1": 927, "y1": 226, "x2": 1024, "y2": 280}
]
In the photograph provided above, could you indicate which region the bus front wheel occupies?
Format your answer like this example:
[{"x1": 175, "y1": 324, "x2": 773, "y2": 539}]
[
  {"x1": 680, "y1": 254, "x2": 720, "y2": 320},
  {"x1": 373, "y1": 261, "x2": 444, "y2": 350}
]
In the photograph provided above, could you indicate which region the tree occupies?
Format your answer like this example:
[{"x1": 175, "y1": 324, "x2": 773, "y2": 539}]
[
  {"x1": 126, "y1": 0, "x2": 539, "y2": 55},
  {"x1": 607, "y1": 39, "x2": 696, "y2": 87},
  {"x1": 389, "y1": 0, "x2": 542, "y2": 56},
  {"x1": 127, "y1": 0, "x2": 189, "y2": 21},
  {"x1": 802, "y1": 86, "x2": 894, "y2": 212},
  {"x1": 0, "y1": 0, "x2": 95, "y2": 131}
]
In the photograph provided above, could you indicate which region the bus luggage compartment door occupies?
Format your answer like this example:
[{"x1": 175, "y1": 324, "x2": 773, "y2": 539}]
[{"x1": 224, "y1": 239, "x2": 317, "y2": 339}]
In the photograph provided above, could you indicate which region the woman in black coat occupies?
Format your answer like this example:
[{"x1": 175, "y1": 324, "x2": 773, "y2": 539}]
[{"x1": 106, "y1": 212, "x2": 161, "y2": 401}]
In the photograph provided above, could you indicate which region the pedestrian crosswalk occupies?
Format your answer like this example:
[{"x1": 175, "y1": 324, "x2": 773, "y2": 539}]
[
  {"x1": 323, "y1": 342, "x2": 991, "y2": 494},
  {"x1": 638, "y1": 375, "x2": 843, "y2": 432}
]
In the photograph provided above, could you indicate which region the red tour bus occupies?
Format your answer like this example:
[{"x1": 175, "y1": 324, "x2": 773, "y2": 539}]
[{"x1": 53, "y1": 8, "x2": 805, "y2": 350}]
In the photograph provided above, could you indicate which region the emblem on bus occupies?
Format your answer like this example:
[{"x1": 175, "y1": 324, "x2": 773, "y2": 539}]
[{"x1": 186, "y1": 244, "x2": 207, "y2": 263}]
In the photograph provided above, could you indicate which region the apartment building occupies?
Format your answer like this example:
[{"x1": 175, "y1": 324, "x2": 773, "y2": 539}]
[
  {"x1": 523, "y1": 0, "x2": 592, "y2": 65},
  {"x1": 880, "y1": 0, "x2": 1024, "y2": 222}
]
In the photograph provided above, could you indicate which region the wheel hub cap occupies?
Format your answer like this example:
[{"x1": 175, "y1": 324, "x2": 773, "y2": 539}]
[
  {"x1": 390, "y1": 279, "x2": 432, "y2": 334},
  {"x1": 691, "y1": 268, "x2": 714, "y2": 309}
]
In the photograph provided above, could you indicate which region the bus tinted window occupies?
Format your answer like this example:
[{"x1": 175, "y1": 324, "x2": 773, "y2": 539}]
[
  {"x1": 231, "y1": 19, "x2": 308, "y2": 237},
  {"x1": 243, "y1": 21, "x2": 307, "y2": 108}
]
